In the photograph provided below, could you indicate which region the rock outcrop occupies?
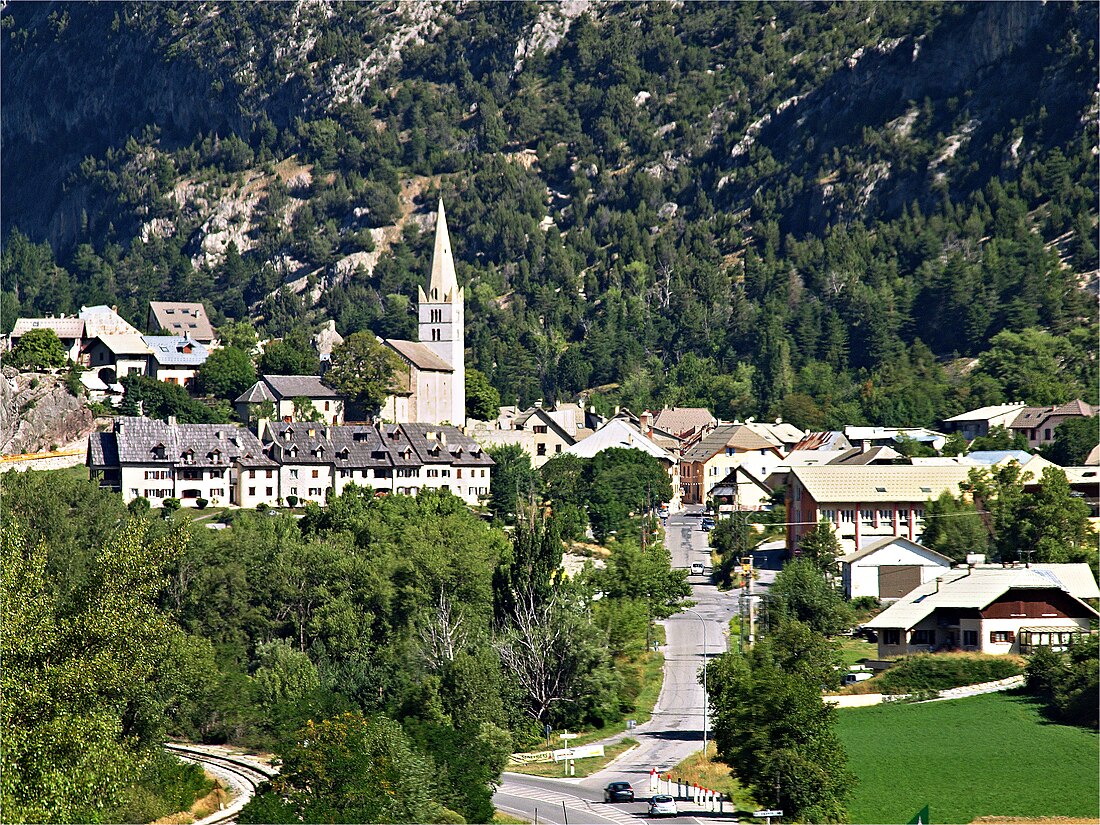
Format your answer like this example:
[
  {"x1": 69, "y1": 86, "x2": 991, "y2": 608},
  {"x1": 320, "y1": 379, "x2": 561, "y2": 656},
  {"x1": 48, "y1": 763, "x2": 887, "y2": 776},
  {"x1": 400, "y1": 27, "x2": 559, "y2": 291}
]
[{"x1": 0, "y1": 368, "x2": 95, "y2": 456}]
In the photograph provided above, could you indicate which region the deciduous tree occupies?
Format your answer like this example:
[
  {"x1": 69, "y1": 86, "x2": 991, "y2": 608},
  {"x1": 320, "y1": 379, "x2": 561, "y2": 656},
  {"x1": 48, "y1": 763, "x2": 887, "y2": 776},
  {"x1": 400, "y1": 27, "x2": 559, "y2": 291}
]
[
  {"x1": 9, "y1": 327, "x2": 67, "y2": 369},
  {"x1": 323, "y1": 332, "x2": 404, "y2": 417},
  {"x1": 197, "y1": 346, "x2": 256, "y2": 399}
]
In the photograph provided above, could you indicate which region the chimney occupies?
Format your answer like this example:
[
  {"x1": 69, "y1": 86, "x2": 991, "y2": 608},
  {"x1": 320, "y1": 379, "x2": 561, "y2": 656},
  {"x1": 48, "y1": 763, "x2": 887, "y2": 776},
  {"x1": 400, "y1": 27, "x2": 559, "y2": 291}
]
[
  {"x1": 256, "y1": 417, "x2": 269, "y2": 441},
  {"x1": 535, "y1": 399, "x2": 543, "y2": 408},
  {"x1": 168, "y1": 415, "x2": 177, "y2": 427}
]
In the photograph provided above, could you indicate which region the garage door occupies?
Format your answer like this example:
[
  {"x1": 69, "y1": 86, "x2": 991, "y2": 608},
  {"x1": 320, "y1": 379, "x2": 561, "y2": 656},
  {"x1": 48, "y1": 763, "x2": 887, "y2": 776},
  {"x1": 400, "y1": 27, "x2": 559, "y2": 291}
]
[{"x1": 879, "y1": 565, "x2": 922, "y2": 599}]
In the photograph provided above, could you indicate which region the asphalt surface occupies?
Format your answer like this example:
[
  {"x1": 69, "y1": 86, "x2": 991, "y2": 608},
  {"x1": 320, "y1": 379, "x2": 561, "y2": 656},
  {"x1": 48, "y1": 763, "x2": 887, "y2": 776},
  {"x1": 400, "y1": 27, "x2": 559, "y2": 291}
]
[{"x1": 496, "y1": 508, "x2": 777, "y2": 824}]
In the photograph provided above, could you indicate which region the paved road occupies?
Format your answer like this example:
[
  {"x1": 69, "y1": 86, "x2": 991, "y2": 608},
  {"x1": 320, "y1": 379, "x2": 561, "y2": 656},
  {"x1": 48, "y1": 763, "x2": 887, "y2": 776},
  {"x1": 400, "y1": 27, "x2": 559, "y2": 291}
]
[{"x1": 495, "y1": 508, "x2": 777, "y2": 824}]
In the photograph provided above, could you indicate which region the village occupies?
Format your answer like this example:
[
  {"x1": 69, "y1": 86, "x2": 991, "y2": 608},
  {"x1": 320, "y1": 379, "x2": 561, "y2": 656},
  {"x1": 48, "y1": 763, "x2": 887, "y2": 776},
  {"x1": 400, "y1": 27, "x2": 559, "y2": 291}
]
[{"x1": 5, "y1": 200, "x2": 1097, "y2": 672}]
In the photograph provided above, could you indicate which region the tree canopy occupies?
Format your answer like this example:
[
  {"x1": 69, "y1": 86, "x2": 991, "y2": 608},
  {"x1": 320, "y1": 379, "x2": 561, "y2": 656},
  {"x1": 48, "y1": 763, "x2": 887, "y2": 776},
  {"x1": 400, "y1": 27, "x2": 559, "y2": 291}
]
[
  {"x1": 323, "y1": 332, "x2": 405, "y2": 417},
  {"x1": 9, "y1": 328, "x2": 66, "y2": 369}
]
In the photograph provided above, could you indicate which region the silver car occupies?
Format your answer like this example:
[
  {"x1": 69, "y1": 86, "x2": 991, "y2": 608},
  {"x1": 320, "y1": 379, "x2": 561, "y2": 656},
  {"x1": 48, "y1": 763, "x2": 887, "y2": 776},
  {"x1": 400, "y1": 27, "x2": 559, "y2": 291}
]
[{"x1": 648, "y1": 795, "x2": 678, "y2": 818}]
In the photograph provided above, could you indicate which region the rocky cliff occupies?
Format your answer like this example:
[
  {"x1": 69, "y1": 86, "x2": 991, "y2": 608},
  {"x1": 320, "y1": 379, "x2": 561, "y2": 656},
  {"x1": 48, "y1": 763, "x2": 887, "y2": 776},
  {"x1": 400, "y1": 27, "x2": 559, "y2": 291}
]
[{"x1": 0, "y1": 368, "x2": 94, "y2": 456}]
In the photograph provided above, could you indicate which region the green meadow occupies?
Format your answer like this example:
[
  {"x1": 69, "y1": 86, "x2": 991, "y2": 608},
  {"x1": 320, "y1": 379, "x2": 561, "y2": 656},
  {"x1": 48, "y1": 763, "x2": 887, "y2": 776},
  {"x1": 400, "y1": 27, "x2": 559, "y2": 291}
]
[{"x1": 837, "y1": 691, "x2": 1099, "y2": 824}]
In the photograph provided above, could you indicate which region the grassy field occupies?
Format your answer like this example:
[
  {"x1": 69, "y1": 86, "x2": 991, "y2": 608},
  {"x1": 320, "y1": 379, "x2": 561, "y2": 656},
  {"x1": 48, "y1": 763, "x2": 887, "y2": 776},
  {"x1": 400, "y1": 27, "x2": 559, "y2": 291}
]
[
  {"x1": 509, "y1": 738, "x2": 640, "y2": 779},
  {"x1": 835, "y1": 636, "x2": 878, "y2": 668},
  {"x1": 838, "y1": 691, "x2": 1099, "y2": 824}
]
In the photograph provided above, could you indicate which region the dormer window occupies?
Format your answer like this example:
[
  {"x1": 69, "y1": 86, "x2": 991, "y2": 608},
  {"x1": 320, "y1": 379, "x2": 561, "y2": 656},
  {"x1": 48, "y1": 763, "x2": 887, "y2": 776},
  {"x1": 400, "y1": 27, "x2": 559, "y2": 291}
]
[
  {"x1": 308, "y1": 428, "x2": 316, "y2": 438},
  {"x1": 289, "y1": 445, "x2": 298, "y2": 457},
  {"x1": 210, "y1": 449, "x2": 222, "y2": 464},
  {"x1": 182, "y1": 449, "x2": 195, "y2": 465},
  {"x1": 283, "y1": 428, "x2": 293, "y2": 441},
  {"x1": 338, "y1": 448, "x2": 350, "y2": 460},
  {"x1": 371, "y1": 450, "x2": 387, "y2": 460},
  {"x1": 313, "y1": 445, "x2": 325, "y2": 458},
  {"x1": 152, "y1": 443, "x2": 166, "y2": 460}
]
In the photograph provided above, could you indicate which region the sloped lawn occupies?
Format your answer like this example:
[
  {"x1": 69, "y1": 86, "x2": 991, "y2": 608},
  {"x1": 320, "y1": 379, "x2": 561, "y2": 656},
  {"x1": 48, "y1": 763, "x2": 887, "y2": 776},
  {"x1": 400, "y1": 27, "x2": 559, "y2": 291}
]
[{"x1": 837, "y1": 691, "x2": 1099, "y2": 824}]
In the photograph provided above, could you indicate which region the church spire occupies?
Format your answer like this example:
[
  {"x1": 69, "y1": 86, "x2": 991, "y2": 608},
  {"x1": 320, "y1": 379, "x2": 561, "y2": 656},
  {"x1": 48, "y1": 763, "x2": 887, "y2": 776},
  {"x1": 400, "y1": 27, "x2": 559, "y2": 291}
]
[{"x1": 428, "y1": 198, "x2": 458, "y2": 302}]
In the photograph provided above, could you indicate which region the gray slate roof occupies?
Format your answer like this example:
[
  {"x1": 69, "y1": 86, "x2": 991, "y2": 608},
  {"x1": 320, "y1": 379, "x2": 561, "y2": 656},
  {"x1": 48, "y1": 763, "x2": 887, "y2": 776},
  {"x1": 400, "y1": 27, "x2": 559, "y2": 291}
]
[
  {"x1": 99, "y1": 417, "x2": 267, "y2": 466},
  {"x1": 236, "y1": 381, "x2": 277, "y2": 404},
  {"x1": 386, "y1": 339, "x2": 454, "y2": 371},
  {"x1": 143, "y1": 336, "x2": 209, "y2": 366},
  {"x1": 262, "y1": 374, "x2": 343, "y2": 399},
  {"x1": 400, "y1": 423, "x2": 493, "y2": 466}
]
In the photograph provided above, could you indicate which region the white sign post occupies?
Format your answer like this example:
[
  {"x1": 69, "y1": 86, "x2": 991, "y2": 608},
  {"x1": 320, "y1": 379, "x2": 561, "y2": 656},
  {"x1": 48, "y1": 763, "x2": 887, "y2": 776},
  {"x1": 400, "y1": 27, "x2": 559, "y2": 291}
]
[{"x1": 753, "y1": 810, "x2": 783, "y2": 825}]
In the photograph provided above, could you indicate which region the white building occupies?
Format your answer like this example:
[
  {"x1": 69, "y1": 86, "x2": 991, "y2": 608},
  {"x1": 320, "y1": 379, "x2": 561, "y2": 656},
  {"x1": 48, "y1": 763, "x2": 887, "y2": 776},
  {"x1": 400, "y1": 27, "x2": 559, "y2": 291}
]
[
  {"x1": 143, "y1": 335, "x2": 208, "y2": 387},
  {"x1": 864, "y1": 564, "x2": 1099, "y2": 657},
  {"x1": 786, "y1": 465, "x2": 973, "y2": 556},
  {"x1": 839, "y1": 537, "x2": 953, "y2": 601},
  {"x1": 89, "y1": 417, "x2": 493, "y2": 509},
  {"x1": 235, "y1": 374, "x2": 346, "y2": 424},
  {"x1": 88, "y1": 416, "x2": 268, "y2": 508}
]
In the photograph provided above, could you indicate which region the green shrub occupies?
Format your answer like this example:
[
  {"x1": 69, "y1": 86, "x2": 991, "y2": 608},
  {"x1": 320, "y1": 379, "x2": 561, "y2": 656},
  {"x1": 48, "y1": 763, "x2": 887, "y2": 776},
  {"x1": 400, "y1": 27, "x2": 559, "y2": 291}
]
[
  {"x1": 256, "y1": 502, "x2": 269, "y2": 512},
  {"x1": 162, "y1": 497, "x2": 181, "y2": 514},
  {"x1": 195, "y1": 497, "x2": 209, "y2": 510},
  {"x1": 286, "y1": 495, "x2": 299, "y2": 507},
  {"x1": 850, "y1": 596, "x2": 881, "y2": 611},
  {"x1": 128, "y1": 496, "x2": 151, "y2": 516},
  {"x1": 107, "y1": 751, "x2": 214, "y2": 823},
  {"x1": 878, "y1": 653, "x2": 1024, "y2": 694}
]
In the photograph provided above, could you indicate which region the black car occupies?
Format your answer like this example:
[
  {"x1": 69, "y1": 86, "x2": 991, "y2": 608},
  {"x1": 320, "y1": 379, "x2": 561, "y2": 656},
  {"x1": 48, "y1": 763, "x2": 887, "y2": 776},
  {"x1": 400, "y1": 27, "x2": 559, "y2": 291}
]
[{"x1": 604, "y1": 782, "x2": 635, "y2": 803}]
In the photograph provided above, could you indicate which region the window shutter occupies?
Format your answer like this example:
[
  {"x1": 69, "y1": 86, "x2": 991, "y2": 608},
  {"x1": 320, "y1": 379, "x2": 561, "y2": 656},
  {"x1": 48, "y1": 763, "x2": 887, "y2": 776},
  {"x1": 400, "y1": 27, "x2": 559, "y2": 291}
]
[
  {"x1": 989, "y1": 631, "x2": 996, "y2": 643},
  {"x1": 1007, "y1": 631, "x2": 1015, "y2": 642}
]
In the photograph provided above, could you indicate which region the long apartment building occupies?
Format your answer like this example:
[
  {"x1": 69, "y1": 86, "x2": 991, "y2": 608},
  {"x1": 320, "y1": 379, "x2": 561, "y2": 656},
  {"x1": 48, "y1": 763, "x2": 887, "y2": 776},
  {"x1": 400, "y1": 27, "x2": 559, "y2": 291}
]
[
  {"x1": 88, "y1": 416, "x2": 493, "y2": 509},
  {"x1": 786, "y1": 465, "x2": 973, "y2": 556}
]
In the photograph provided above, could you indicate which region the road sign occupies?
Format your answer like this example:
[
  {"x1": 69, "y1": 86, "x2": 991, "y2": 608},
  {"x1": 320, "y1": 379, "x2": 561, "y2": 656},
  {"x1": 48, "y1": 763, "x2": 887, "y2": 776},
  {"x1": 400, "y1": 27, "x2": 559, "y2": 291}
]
[
  {"x1": 753, "y1": 811, "x2": 783, "y2": 818},
  {"x1": 552, "y1": 744, "x2": 604, "y2": 762},
  {"x1": 558, "y1": 732, "x2": 579, "y2": 741}
]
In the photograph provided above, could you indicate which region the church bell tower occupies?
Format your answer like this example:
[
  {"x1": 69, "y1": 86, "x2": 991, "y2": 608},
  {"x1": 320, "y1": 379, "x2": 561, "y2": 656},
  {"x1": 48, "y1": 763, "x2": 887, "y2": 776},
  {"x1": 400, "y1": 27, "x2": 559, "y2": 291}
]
[{"x1": 417, "y1": 198, "x2": 465, "y2": 427}]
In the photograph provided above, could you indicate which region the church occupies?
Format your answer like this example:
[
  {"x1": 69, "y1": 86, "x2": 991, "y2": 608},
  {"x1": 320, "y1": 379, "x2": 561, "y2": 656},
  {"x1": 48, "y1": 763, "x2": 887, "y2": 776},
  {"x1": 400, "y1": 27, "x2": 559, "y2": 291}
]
[{"x1": 379, "y1": 199, "x2": 466, "y2": 428}]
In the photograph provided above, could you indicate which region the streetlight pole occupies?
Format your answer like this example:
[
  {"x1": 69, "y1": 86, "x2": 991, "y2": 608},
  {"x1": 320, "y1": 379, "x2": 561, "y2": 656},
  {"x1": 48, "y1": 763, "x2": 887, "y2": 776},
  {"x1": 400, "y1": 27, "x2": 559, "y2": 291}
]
[{"x1": 684, "y1": 607, "x2": 708, "y2": 753}]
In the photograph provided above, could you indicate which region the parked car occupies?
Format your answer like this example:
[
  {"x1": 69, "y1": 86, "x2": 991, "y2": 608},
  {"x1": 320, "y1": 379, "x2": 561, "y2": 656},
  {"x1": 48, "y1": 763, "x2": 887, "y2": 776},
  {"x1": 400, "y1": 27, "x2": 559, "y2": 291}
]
[
  {"x1": 648, "y1": 795, "x2": 678, "y2": 817},
  {"x1": 603, "y1": 782, "x2": 635, "y2": 803},
  {"x1": 843, "y1": 667, "x2": 873, "y2": 685},
  {"x1": 690, "y1": 561, "x2": 706, "y2": 576},
  {"x1": 701, "y1": 515, "x2": 715, "y2": 531}
]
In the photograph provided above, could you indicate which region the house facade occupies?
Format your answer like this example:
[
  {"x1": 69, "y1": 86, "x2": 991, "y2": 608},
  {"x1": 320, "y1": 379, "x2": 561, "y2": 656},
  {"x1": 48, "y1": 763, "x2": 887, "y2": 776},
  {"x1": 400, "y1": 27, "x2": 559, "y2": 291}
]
[
  {"x1": 864, "y1": 565, "x2": 1099, "y2": 657},
  {"x1": 839, "y1": 537, "x2": 953, "y2": 601},
  {"x1": 236, "y1": 375, "x2": 345, "y2": 424},
  {"x1": 88, "y1": 416, "x2": 268, "y2": 508},
  {"x1": 89, "y1": 417, "x2": 493, "y2": 509},
  {"x1": 680, "y1": 424, "x2": 785, "y2": 505},
  {"x1": 143, "y1": 335, "x2": 208, "y2": 386},
  {"x1": 786, "y1": 465, "x2": 972, "y2": 555},
  {"x1": 941, "y1": 403, "x2": 1027, "y2": 441},
  {"x1": 84, "y1": 335, "x2": 154, "y2": 380},
  {"x1": 1009, "y1": 400, "x2": 1098, "y2": 450}
]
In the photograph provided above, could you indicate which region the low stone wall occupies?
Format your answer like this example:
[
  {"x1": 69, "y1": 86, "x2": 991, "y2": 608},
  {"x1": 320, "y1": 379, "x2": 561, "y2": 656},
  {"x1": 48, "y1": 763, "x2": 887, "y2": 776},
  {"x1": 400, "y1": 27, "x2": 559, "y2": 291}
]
[
  {"x1": 825, "y1": 674, "x2": 1026, "y2": 708},
  {"x1": 0, "y1": 445, "x2": 85, "y2": 473}
]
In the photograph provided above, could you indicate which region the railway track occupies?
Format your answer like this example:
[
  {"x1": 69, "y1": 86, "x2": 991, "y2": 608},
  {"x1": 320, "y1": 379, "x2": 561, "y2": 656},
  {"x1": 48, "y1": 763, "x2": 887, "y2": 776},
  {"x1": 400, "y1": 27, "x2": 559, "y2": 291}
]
[{"x1": 164, "y1": 743, "x2": 279, "y2": 825}]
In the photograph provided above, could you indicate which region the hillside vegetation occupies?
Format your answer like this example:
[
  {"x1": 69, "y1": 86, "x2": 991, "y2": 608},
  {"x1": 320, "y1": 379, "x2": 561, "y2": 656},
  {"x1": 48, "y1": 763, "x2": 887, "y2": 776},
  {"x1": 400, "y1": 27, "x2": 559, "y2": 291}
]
[{"x1": 2, "y1": 2, "x2": 1097, "y2": 422}]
